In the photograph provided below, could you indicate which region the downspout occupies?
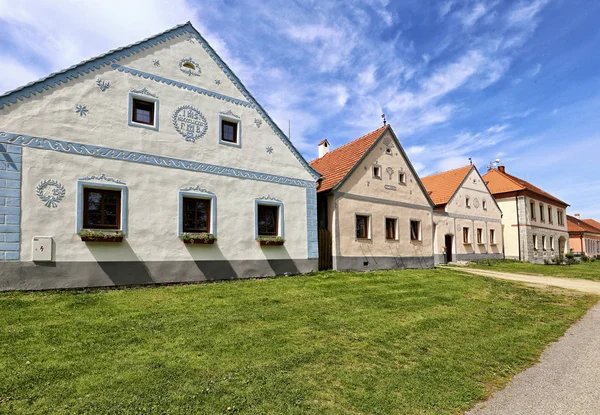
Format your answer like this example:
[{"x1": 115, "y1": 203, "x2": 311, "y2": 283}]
[
  {"x1": 580, "y1": 232, "x2": 584, "y2": 255},
  {"x1": 516, "y1": 196, "x2": 521, "y2": 261}
]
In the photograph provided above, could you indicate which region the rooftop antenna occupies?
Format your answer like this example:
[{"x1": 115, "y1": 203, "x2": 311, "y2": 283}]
[
  {"x1": 381, "y1": 113, "x2": 387, "y2": 126},
  {"x1": 288, "y1": 120, "x2": 291, "y2": 139},
  {"x1": 486, "y1": 158, "x2": 501, "y2": 171},
  {"x1": 468, "y1": 157, "x2": 473, "y2": 165}
]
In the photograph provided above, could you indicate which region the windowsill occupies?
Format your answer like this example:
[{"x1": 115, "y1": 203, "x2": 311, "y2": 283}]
[
  {"x1": 372, "y1": 176, "x2": 382, "y2": 180},
  {"x1": 477, "y1": 242, "x2": 485, "y2": 245},
  {"x1": 219, "y1": 139, "x2": 241, "y2": 148},
  {"x1": 356, "y1": 237, "x2": 372, "y2": 241},
  {"x1": 410, "y1": 239, "x2": 422, "y2": 243},
  {"x1": 79, "y1": 230, "x2": 124, "y2": 243},
  {"x1": 128, "y1": 120, "x2": 158, "y2": 131},
  {"x1": 386, "y1": 238, "x2": 399, "y2": 242},
  {"x1": 463, "y1": 242, "x2": 472, "y2": 245},
  {"x1": 490, "y1": 242, "x2": 497, "y2": 245},
  {"x1": 257, "y1": 236, "x2": 285, "y2": 246},
  {"x1": 398, "y1": 182, "x2": 407, "y2": 186}
]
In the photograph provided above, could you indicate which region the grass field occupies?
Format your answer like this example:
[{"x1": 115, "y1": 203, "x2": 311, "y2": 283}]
[
  {"x1": 0, "y1": 269, "x2": 596, "y2": 414},
  {"x1": 469, "y1": 260, "x2": 600, "y2": 281}
]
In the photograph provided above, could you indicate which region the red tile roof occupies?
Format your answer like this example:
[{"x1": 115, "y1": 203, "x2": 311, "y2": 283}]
[
  {"x1": 583, "y1": 219, "x2": 600, "y2": 230},
  {"x1": 482, "y1": 168, "x2": 568, "y2": 206},
  {"x1": 568, "y1": 215, "x2": 600, "y2": 234},
  {"x1": 421, "y1": 165, "x2": 473, "y2": 206},
  {"x1": 310, "y1": 125, "x2": 388, "y2": 193}
]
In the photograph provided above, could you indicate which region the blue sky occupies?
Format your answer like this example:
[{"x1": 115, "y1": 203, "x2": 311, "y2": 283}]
[{"x1": 1, "y1": 0, "x2": 599, "y2": 217}]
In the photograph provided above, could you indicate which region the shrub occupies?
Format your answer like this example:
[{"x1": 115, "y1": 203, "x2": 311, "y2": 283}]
[
  {"x1": 565, "y1": 252, "x2": 575, "y2": 260},
  {"x1": 581, "y1": 255, "x2": 590, "y2": 263}
]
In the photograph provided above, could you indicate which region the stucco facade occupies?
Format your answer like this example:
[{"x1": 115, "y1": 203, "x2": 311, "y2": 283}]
[
  {"x1": 311, "y1": 126, "x2": 435, "y2": 271},
  {"x1": 425, "y1": 167, "x2": 504, "y2": 264},
  {"x1": 483, "y1": 168, "x2": 569, "y2": 264},
  {"x1": 0, "y1": 23, "x2": 319, "y2": 290},
  {"x1": 567, "y1": 215, "x2": 600, "y2": 256}
]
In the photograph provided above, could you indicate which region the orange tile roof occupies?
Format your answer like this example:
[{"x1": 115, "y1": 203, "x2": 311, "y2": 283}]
[
  {"x1": 421, "y1": 165, "x2": 473, "y2": 206},
  {"x1": 583, "y1": 219, "x2": 600, "y2": 230},
  {"x1": 568, "y1": 215, "x2": 600, "y2": 234},
  {"x1": 310, "y1": 125, "x2": 388, "y2": 193},
  {"x1": 482, "y1": 168, "x2": 568, "y2": 206}
]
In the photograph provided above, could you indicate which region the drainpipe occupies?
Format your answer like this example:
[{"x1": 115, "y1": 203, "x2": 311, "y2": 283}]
[
  {"x1": 581, "y1": 232, "x2": 585, "y2": 255},
  {"x1": 516, "y1": 196, "x2": 521, "y2": 261}
]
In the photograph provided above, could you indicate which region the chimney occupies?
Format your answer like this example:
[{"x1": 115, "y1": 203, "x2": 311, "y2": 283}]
[
  {"x1": 498, "y1": 165, "x2": 505, "y2": 173},
  {"x1": 318, "y1": 139, "x2": 330, "y2": 158},
  {"x1": 575, "y1": 213, "x2": 581, "y2": 219}
]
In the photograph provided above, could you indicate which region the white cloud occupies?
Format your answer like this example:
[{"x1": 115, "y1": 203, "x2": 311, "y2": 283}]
[
  {"x1": 459, "y1": 3, "x2": 490, "y2": 28},
  {"x1": 507, "y1": 0, "x2": 549, "y2": 26},
  {"x1": 529, "y1": 63, "x2": 542, "y2": 77},
  {"x1": 439, "y1": 1, "x2": 454, "y2": 18},
  {"x1": 0, "y1": 56, "x2": 45, "y2": 95}
]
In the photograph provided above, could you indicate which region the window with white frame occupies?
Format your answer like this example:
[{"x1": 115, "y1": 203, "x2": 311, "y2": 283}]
[
  {"x1": 179, "y1": 190, "x2": 216, "y2": 236},
  {"x1": 540, "y1": 204, "x2": 545, "y2": 222},
  {"x1": 558, "y1": 210, "x2": 565, "y2": 226},
  {"x1": 530, "y1": 201, "x2": 536, "y2": 220},
  {"x1": 463, "y1": 227, "x2": 470, "y2": 244},
  {"x1": 256, "y1": 200, "x2": 283, "y2": 238},
  {"x1": 466, "y1": 196, "x2": 471, "y2": 208},
  {"x1": 550, "y1": 236, "x2": 554, "y2": 251},
  {"x1": 356, "y1": 214, "x2": 371, "y2": 239},
  {"x1": 542, "y1": 235, "x2": 547, "y2": 251},
  {"x1": 77, "y1": 181, "x2": 128, "y2": 234},
  {"x1": 477, "y1": 228, "x2": 484, "y2": 244},
  {"x1": 548, "y1": 206, "x2": 553, "y2": 224},
  {"x1": 398, "y1": 172, "x2": 407, "y2": 185},
  {"x1": 482, "y1": 199, "x2": 487, "y2": 210},
  {"x1": 490, "y1": 229, "x2": 496, "y2": 244},
  {"x1": 219, "y1": 113, "x2": 241, "y2": 147},
  {"x1": 128, "y1": 93, "x2": 159, "y2": 130},
  {"x1": 410, "y1": 220, "x2": 421, "y2": 241},
  {"x1": 372, "y1": 164, "x2": 382, "y2": 179},
  {"x1": 385, "y1": 217, "x2": 398, "y2": 240},
  {"x1": 533, "y1": 234, "x2": 538, "y2": 250}
]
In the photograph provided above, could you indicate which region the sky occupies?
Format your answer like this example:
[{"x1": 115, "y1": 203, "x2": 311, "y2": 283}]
[{"x1": 1, "y1": 0, "x2": 599, "y2": 218}]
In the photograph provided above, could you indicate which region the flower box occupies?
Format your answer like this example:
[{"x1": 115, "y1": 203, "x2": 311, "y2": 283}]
[
  {"x1": 257, "y1": 237, "x2": 285, "y2": 246},
  {"x1": 78, "y1": 230, "x2": 124, "y2": 243},
  {"x1": 180, "y1": 233, "x2": 216, "y2": 245}
]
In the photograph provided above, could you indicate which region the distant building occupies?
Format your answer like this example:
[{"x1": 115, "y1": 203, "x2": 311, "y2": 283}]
[
  {"x1": 482, "y1": 166, "x2": 569, "y2": 263},
  {"x1": 309, "y1": 125, "x2": 435, "y2": 271},
  {"x1": 422, "y1": 165, "x2": 503, "y2": 264},
  {"x1": 567, "y1": 215, "x2": 600, "y2": 256}
]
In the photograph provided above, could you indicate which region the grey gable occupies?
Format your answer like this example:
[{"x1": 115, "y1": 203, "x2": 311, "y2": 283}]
[{"x1": 0, "y1": 22, "x2": 320, "y2": 180}]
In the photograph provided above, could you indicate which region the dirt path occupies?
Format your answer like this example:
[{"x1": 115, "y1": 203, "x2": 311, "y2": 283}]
[{"x1": 441, "y1": 266, "x2": 600, "y2": 295}]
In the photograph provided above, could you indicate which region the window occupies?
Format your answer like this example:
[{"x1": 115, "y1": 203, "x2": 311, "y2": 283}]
[
  {"x1": 128, "y1": 93, "x2": 158, "y2": 130},
  {"x1": 477, "y1": 228, "x2": 483, "y2": 244},
  {"x1": 550, "y1": 236, "x2": 554, "y2": 250},
  {"x1": 182, "y1": 62, "x2": 196, "y2": 70},
  {"x1": 533, "y1": 234, "x2": 538, "y2": 250},
  {"x1": 372, "y1": 165, "x2": 382, "y2": 179},
  {"x1": 548, "y1": 206, "x2": 553, "y2": 224},
  {"x1": 398, "y1": 172, "x2": 406, "y2": 184},
  {"x1": 542, "y1": 235, "x2": 547, "y2": 251},
  {"x1": 83, "y1": 188, "x2": 121, "y2": 229},
  {"x1": 530, "y1": 201, "x2": 536, "y2": 220},
  {"x1": 219, "y1": 114, "x2": 241, "y2": 147},
  {"x1": 482, "y1": 200, "x2": 487, "y2": 210},
  {"x1": 490, "y1": 229, "x2": 496, "y2": 244},
  {"x1": 132, "y1": 99, "x2": 154, "y2": 125},
  {"x1": 182, "y1": 197, "x2": 211, "y2": 233},
  {"x1": 221, "y1": 120, "x2": 238, "y2": 143},
  {"x1": 356, "y1": 215, "x2": 370, "y2": 239},
  {"x1": 540, "y1": 204, "x2": 545, "y2": 222},
  {"x1": 558, "y1": 210, "x2": 564, "y2": 226},
  {"x1": 257, "y1": 204, "x2": 279, "y2": 236},
  {"x1": 385, "y1": 217, "x2": 398, "y2": 240},
  {"x1": 466, "y1": 197, "x2": 471, "y2": 208},
  {"x1": 463, "y1": 227, "x2": 470, "y2": 244},
  {"x1": 410, "y1": 220, "x2": 421, "y2": 241}
]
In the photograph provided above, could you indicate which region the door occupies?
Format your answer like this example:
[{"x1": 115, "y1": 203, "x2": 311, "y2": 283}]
[
  {"x1": 444, "y1": 234, "x2": 453, "y2": 263},
  {"x1": 318, "y1": 228, "x2": 333, "y2": 270}
]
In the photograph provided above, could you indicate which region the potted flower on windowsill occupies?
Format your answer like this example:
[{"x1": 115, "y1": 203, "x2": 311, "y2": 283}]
[
  {"x1": 78, "y1": 230, "x2": 124, "y2": 243},
  {"x1": 257, "y1": 236, "x2": 285, "y2": 246},
  {"x1": 180, "y1": 233, "x2": 216, "y2": 245}
]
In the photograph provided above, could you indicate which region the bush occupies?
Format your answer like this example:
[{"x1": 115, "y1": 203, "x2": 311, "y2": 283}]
[
  {"x1": 581, "y1": 255, "x2": 590, "y2": 263},
  {"x1": 565, "y1": 252, "x2": 575, "y2": 260},
  {"x1": 591, "y1": 257, "x2": 596, "y2": 263}
]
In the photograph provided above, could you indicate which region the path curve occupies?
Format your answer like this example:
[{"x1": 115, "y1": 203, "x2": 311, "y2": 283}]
[{"x1": 440, "y1": 266, "x2": 600, "y2": 295}]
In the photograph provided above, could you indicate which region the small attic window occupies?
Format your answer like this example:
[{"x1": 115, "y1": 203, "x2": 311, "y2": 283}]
[
  {"x1": 183, "y1": 62, "x2": 196, "y2": 70},
  {"x1": 385, "y1": 147, "x2": 392, "y2": 155},
  {"x1": 372, "y1": 164, "x2": 382, "y2": 179}
]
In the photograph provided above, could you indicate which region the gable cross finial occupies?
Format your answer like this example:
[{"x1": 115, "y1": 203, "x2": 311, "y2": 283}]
[
  {"x1": 469, "y1": 157, "x2": 473, "y2": 165},
  {"x1": 381, "y1": 113, "x2": 387, "y2": 126}
]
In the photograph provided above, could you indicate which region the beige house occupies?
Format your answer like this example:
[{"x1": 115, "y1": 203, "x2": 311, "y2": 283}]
[
  {"x1": 483, "y1": 166, "x2": 569, "y2": 263},
  {"x1": 309, "y1": 125, "x2": 435, "y2": 271},
  {"x1": 422, "y1": 165, "x2": 503, "y2": 264}
]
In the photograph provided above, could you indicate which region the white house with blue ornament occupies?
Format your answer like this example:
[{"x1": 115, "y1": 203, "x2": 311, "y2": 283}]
[{"x1": 0, "y1": 22, "x2": 319, "y2": 290}]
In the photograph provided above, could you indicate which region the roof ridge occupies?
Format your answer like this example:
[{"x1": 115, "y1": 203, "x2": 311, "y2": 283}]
[
  {"x1": 488, "y1": 168, "x2": 526, "y2": 189},
  {"x1": 569, "y1": 215, "x2": 600, "y2": 233},
  {"x1": 309, "y1": 125, "x2": 387, "y2": 164},
  {"x1": 421, "y1": 164, "x2": 472, "y2": 180}
]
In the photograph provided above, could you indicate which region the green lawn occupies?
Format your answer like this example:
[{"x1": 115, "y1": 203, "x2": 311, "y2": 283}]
[
  {"x1": 0, "y1": 270, "x2": 596, "y2": 415},
  {"x1": 469, "y1": 260, "x2": 600, "y2": 281}
]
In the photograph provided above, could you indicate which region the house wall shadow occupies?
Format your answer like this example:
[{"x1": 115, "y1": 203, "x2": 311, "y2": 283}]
[
  {"x1": 259, "y1": 244, "x2": 300, "y2": 275},
  {"x1": 184, "y1": 243, "x2": 239, "y2": 281},
  {"x1": 86, "y1": 240, "x2": 154, "y2": 286}
]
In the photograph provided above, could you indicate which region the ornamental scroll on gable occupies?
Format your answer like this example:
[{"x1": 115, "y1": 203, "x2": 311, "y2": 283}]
[{"x1": 172, "y1": 105, "x2": 208, "y2": 142}]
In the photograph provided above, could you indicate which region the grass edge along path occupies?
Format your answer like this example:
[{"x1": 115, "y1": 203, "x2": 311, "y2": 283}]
[
  {"x1": 0, "y1": 268, "x2": 597, "y2": 414},
  {"x1": 467, "y1": 259, "x2": 600, "y2": 282}
]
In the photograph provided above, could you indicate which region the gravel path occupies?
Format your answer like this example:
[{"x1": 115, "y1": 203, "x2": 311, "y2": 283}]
[
  {"x1": 467, "y1": 302, "x2": 600, "y2": 415},
  {"x1": 446, "y1": 267, "x2": 600, "y2": 295}
]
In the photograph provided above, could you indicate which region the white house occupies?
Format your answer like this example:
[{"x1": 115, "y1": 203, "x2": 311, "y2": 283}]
[{"x1": 0, "y1": 22, "x2": 319, "y2": 290}]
